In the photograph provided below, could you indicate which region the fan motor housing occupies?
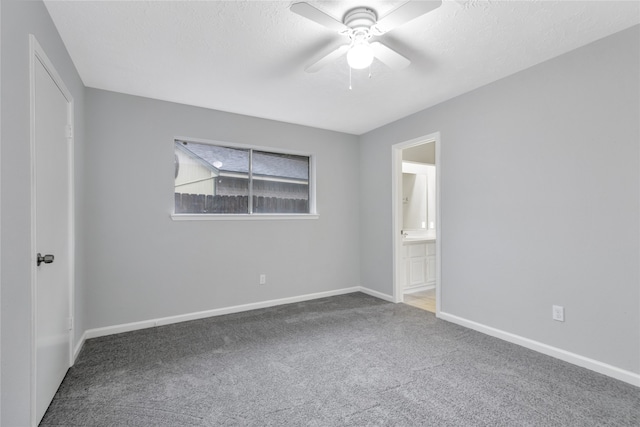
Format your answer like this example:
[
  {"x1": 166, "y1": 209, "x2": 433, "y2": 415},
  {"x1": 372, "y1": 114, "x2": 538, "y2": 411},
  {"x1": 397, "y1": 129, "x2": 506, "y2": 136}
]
[{"x1": 343, "y1": 7, "x2": 377, "y2": 29}]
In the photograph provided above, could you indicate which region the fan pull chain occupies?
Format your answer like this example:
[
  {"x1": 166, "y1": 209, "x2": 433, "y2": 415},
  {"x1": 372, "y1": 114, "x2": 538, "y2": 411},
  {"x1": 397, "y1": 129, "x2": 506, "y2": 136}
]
[
  {"x1": 369, "y1": 65, "x2": 372, "y2": 79},
  {"x1": 349, "y1": 66, "x2": 353, "y2": 90}
]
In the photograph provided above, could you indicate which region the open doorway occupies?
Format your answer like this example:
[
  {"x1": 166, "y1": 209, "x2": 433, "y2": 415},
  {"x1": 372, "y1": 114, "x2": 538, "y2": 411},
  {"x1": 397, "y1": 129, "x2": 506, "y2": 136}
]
[{"x1": 392, "y1": 133, "x2": 441, "y2": 315}]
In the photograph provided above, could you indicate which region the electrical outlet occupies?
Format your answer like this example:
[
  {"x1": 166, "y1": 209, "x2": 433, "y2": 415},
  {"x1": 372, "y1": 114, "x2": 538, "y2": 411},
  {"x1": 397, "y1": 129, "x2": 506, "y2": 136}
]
[
  {"x1": 259, "y1": 274, "x2": 266, "y2": 285},
  {"x1": 552, "y1": 305, "x2": 564, "y2": 322}
]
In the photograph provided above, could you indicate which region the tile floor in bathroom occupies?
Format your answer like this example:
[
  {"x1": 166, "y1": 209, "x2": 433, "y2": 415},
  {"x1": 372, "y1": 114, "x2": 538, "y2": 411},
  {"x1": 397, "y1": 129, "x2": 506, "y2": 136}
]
[{"x1": 403, "y1": 288, "x2": 436, "y2": 313}]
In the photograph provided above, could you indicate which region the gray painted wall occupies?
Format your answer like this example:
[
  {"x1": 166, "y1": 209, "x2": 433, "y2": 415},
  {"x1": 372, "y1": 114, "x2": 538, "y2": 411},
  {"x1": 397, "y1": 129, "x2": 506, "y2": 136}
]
[
  {"x1": 84, "y1": 89, "x2": 360, "y2": 329},
  {"x1": 1, "y1": 1, "x2": 637, "y2": 423},
  {"x1": 0, "y1": 1, "x2": 86, "y2": 425},
  {"x1": 359, "y1": 26, "x2": 639, "y2": 373}
]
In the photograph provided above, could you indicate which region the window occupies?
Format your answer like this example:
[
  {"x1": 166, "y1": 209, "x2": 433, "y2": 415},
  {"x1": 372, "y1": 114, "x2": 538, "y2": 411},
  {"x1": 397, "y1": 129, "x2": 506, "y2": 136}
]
[{"x1": 174, "y1": 139, "x2": 313, "y2": 216}]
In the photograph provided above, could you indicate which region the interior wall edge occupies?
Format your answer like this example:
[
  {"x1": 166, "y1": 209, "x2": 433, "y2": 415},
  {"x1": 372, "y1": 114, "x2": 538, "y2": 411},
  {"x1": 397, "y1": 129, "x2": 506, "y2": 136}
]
[{"x1": 358, "y1": 286, "x2": 396, "y2": 303}]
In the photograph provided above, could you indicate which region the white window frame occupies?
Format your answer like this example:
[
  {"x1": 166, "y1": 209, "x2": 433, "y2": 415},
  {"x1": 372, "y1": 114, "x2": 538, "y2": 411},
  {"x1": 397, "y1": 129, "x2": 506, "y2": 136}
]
[{"x1": 171, "y1": 137, "x2": 318, "y2": 221}]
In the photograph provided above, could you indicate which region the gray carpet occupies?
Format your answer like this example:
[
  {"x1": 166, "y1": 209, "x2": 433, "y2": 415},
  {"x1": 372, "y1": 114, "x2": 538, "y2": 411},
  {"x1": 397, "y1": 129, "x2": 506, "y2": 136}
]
[{"x1": 41, "y1": 293, "x2": 639, "y2": 426}]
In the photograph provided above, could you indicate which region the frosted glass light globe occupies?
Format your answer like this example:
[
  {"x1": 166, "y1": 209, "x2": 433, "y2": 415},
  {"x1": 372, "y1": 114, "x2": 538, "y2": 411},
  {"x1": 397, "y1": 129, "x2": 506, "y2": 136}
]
[{"x1": 347, "y1": 43, "x2": 374, "y2": 69}]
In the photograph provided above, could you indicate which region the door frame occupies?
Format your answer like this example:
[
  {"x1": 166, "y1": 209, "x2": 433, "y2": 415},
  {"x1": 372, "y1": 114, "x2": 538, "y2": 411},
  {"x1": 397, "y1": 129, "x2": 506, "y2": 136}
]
[
  {"x1": 391, "y1": 132, "x2": 441, "y2": 315},
  {"x1": 29, "y1": 35, "x2": 75, "y2": 426},
  {"x1": 0, "y1": 4, "x2": 3, "y2": 421}
]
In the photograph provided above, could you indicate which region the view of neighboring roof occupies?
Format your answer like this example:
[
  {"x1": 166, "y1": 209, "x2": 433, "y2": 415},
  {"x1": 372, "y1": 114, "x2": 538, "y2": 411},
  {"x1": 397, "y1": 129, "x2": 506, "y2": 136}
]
[{"x1": 176, "y1": 140, "x2": 309, "y2": 181}]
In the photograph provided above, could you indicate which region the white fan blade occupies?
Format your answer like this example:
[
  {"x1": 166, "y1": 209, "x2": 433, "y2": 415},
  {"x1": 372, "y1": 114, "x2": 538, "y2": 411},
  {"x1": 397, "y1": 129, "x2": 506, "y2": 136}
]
[
  {"x1": 305, "y1": 45, "x2": 350, "y2": 73},
  {"x1": 290, "y1": 2, "x2": 348, "y2": 32},
  {"x1": 376, "y1": 0, "x2": 442, "y2": 34},
  {"x1": 371, "y1": 42, "x2": 411, "y2": 70}
]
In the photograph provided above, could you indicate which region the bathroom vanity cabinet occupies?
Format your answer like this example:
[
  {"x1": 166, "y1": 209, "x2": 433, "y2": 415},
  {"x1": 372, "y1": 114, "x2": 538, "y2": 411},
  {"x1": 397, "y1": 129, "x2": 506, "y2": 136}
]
[{"x1": 403, "y1": 240, "x2": 436, "y2": 291}]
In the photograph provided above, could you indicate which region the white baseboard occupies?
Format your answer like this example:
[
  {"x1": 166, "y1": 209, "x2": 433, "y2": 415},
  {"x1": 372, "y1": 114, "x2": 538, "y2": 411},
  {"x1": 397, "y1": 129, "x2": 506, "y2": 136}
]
[
  {"x1": 438, "y1": 311, "x2": 640, "y2": 387},
  {"x1": 358, "y1": 286, "x2": 396, "y2": 303},
  {"x1": 84, "y1": 287, "x2": 363, "y2": 340},
  {"x1": 74, "y1": 289, "x2": 637, "y2": 388},
  {"x1": 72, "y1": 331, "x2": 86, "y2": 363}
]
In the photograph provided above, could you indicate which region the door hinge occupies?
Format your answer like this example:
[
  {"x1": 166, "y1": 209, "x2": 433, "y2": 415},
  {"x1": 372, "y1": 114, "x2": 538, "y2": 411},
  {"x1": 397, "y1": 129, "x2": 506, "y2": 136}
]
[
  {"x1": 65, "y1": 125, "x2": 73, "y2": 139},
  {"x1": 68, "y1": 317, "x2": 73, "y2": 331}
]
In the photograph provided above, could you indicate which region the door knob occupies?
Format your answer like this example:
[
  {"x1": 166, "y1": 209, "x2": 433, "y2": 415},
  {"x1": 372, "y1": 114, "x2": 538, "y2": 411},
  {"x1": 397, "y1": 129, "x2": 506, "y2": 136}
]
[{"x1": 37, "y1": 253, "x2": 54, "y2": 266}]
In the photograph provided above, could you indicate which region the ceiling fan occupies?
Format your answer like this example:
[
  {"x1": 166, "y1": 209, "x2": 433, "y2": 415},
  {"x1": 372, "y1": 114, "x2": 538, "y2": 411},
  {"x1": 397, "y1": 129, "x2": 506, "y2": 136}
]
[{"x1": 290, "y1": 1, "x2": 442, "y2": 73}]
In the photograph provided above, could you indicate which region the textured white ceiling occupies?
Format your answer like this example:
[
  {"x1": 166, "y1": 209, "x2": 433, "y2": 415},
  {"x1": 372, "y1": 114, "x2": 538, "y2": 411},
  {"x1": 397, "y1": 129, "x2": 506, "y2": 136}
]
[{"x1": 43, "y1": 0, "x2": 639, "y2": 135}]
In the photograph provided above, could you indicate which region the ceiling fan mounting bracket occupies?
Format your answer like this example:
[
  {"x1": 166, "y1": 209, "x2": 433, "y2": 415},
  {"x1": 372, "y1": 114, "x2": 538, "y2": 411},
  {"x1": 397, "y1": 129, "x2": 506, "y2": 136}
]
[
  {"x1": 343, "y1": 8, "x2": 377, "y2": 30},
  {"x1": 342, "y1": 7, "x2": 379, "y2": 43}
]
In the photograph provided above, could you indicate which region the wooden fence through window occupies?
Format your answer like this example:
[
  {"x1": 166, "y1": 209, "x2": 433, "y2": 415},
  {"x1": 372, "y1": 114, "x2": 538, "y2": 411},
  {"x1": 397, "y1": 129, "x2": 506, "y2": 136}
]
[{"x1": 175, "y1": 193, "x2": 308, "y2": 214}]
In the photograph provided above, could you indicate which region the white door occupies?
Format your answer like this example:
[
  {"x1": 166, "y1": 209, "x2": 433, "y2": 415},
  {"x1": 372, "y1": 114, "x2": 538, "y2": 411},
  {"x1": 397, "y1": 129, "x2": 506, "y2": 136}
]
[{"x1": 32, "y1": 38, "x2": 73, "y2": 425}]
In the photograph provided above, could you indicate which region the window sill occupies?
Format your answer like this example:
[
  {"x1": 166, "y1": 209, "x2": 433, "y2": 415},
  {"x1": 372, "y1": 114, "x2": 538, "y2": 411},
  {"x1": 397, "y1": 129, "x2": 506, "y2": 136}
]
[{"x1": 171, "y1": 213, "x2": 319, "y2": 221}]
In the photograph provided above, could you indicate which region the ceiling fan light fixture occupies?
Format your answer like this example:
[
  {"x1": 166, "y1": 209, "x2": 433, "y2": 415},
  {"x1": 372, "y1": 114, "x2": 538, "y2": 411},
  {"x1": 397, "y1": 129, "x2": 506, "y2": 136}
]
[{"x1": 347, "y1": 42, "x2": 374, "y2": 69}]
